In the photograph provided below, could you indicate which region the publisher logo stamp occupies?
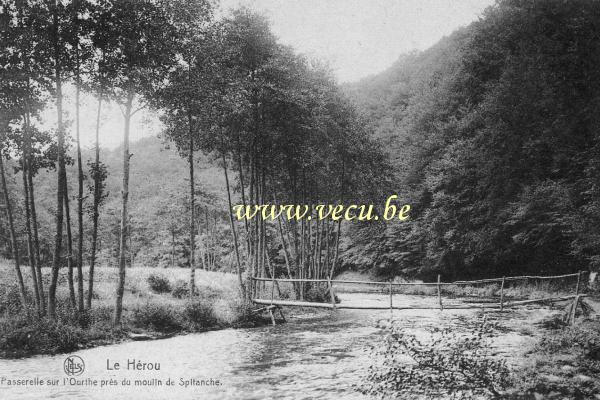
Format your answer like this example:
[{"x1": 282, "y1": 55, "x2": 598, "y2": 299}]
[{"x1": 64, "y1": 355, "x2": 85, "y2": 376}]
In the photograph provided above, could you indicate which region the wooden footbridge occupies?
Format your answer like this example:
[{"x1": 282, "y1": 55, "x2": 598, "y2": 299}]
[{"x1": 252, "y1": 271, "x2": 589, "y2": 325}]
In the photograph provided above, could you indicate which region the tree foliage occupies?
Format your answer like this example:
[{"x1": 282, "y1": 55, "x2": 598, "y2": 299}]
[{"x1": 347, "y1": 0, "x2": 600, "y2": 280}]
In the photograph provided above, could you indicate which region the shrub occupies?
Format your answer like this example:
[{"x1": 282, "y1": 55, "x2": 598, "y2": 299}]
[
  {"x1": 171, "y1": 280, "x2": 190, "y2": 299},
  {"x1": 0, "y1": 284, "x2": 27, "y2": 315},
  {"x1": 147, "y1": 273, "x2": 171, "y2": 294},
  {"x1": 132, "y1": 302, "x2": 181, "y2": 333},
  {"x1": 182, "y1": 300, "x2": 217, "y2": 330},
  {"x1": 305, "y1": 283, "x2": 340, "y2": 303},
  {"x1": 359, "y1": 316, "x2": 511, "y2": 398},
  {"x1": 219, "y1": 297, "x2": 267, "y2": 326},
  {"x1": 536, "y1": 320, "x2": 600, "y2": 357},
  {"x1": 0, "y1": 315, "x2": 85, "y2": 357}
]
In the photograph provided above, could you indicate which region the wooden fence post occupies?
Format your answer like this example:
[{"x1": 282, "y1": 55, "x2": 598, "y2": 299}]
[
  {"x1": 389, "y1": 280, "x2": 393, "y2": 316},
  {"x1": 328, "y1": 277, "x2": 337, "y2": 309},
  {"x1": 570, "y1": 295, "x2": 580, "y2": 326},
  {"x1": 437, "y1": 275, "x2": 443, "y2": 311},
  {"x1": 500, "y1": 276, "x2": 505, "y2": 312},
  {"x1": 268, "y1": 308, "x2": 276, "y2": 326},
  {"x1": 575, "y1": 270, "x2": 582, "y2": 296}
]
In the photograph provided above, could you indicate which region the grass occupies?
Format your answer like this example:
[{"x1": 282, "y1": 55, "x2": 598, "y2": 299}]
[
  {"x1": 0, "y1": 262, "x2": 265, "y2": 358},
  {"x1": 509, "y1": 317, "x2": 600, "y2": 399}
]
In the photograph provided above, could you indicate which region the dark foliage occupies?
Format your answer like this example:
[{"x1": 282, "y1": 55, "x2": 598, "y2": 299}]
[
  {"x1": 147, "y1": 273, "x2": 171, "y2": 294},
  {"x1": 182, "y1": 300, "x2": 217, "y2": 329},
  {"x1": 345, "y1": 0, "x2": 600, "y2": 280},
  {"x1": 131, "y1": 302, "x2": 181, "y2": 333}
]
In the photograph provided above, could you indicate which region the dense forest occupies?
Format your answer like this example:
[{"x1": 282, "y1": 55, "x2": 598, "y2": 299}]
[
  {"x1": 1, "y1": 0, "x2": 599, "y2": 325},
  {"x1": 344, "y1": 0, "x2": 600, "y2": 280}
]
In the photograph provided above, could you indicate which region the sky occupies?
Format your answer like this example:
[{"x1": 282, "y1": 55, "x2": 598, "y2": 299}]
[
  {"x1": 219, "y1": 0, "x2": 495, "y2": 83},
  {"x1": 51, "y1": 0, "x2": 495, "y2": 149}
]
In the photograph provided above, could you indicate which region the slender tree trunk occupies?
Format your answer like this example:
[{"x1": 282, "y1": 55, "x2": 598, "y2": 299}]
[
  {"x1": 236, "y1": 135, "x2": 249, "y2": 252},
  {"x1": 28, "y1": 159, "x2": 44, "y2": 312},
  {"x1": 324, "y1": 221, "x2": 331, "y2": 278},
  {"x1": 48, "y1": 0, "x2": 65, "y2": 319},
  {"x1": 188, "y1": 113, "x2": 195, "y2": 296},
  {"x1": 22, "y1": 159, "x2": 40, "y2": 311},
  {"x1": 222, "y1": 151, "x2": 245, "y2": 300},
  {"x1": 276, "y1": 213, "x2": 293, "y2": 280},
  {"x1": 328, "y1": 159, "x2": 346, "y2": 280},
  {"x1": 328, "y1": 220, "x2": 343, "y2": 280},
  {"x1": 24, "y1": 113, "x2": 44, "y2": 313},
  {"x1": 114, "y1": 92, "x2": 133, "y2": 326},
  {"x1": 313, "y1": 217, "x2": 320, "y2": 278},
  {"x1": 0, "y1": 152, "x2": 27, "y2": 305},
  {"x1": 62, "y1": 168, "x2": 76, "y2": 308},
  {"x1": 75, "y1": 53, "x2": 84, "y2": 312},
  {"x1": 198, "y1": 220, "x2": 206, "y2": 270},
  {"x1": 19, "y1": 7, "x2": 43, "y2": 311},
  {"x1": 128, "y1": 221, "x2": 133, "y2": 267},
  {"x1": 87, "y1": 96, "x2": 102, "y2": 309},
  {"x1": 23, "y1": 113, "x2": 42, "y2": 310}
]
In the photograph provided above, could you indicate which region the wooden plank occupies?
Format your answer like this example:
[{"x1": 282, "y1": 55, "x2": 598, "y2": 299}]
[
  {"x1": 251, "y1": 305, "x2": 279, "y2": 314},
  {"x1": 253, "y1": 298, "x2": 334, "y2": 308},
  {"x1": 503, "y1": 294, "x2": 585, "y2": 307}
]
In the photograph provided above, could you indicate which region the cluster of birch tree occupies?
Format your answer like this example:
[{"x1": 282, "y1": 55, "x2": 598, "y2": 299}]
[{"x1": 0, "y1": 0, "x2": 386, "y2": 323}]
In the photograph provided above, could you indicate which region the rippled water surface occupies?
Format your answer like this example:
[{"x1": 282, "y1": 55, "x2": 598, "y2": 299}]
[{"x1": 0, "y1": 293, "x2": 551, "y2": 399}]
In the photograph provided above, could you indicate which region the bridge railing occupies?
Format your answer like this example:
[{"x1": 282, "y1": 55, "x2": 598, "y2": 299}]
[{"x1": 251, "y1": 271, "x2": 587, "y2": 324}]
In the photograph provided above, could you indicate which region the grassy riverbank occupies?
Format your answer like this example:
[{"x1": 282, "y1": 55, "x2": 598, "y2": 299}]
[
  {"x1": 0, "y1": 263, "x2": 263, "y2": 358},
  {"x1": 509, "y1": 315, "x2": 600, "y2": 399}
]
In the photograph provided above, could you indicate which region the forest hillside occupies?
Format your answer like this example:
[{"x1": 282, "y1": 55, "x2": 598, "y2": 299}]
[
  {"x1": 343, "y1": 0, "x2": 600, "y2": 280},
  {"x1": 2, "y1": 137, "x2": 229, "y2": 270}
]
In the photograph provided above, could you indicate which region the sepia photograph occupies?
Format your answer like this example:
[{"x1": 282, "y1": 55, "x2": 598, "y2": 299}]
[{"x1": 0, "y1": 0, "x2": 599, "y2": 399}]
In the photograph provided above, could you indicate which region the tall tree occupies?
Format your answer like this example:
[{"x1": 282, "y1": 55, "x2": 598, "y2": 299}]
[
  {"x1": 0, "y1": 1, "x2": 54, "y2": 312},
  {"x1": 155, "y1": 0, "x2": 214, "y2": 296},
  {"x1": 95, "y1": 0, "x2": 176, "y2": 324},
  {"x1": 0, "y1": 124, "x2": 27, "y2": 306},
  {"x1": 47, "y1": 0, "x2": 69, "y2": 319},
  {"x1": 66, "y1": 0, "x2": 93, "y2": 312},
  {"x1": 86, "y1": 0, "x2": 112, "y2": 309}
]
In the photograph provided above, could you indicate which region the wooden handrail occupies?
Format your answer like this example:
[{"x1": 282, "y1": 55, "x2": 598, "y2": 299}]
[
  {"x1": 252, "y1": 294, "x2": 586, "y2": 310},
  {"x1": 251, "y1": 271, "x2": 585, "y2": 287}
]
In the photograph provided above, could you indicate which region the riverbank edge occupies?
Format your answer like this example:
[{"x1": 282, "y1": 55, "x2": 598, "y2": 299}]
[{"x1": 0, "y1": 310, "x2": 273, "y2": 360}]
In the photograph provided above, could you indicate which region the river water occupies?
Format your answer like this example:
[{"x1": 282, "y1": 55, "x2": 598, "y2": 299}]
[{"x1": 0, "y1": 293, "x2": 552, "y2": 400}]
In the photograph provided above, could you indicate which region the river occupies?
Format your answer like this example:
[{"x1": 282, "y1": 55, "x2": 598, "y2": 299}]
[{"x1": 0, "y1": 293, "x2": 553, "y2": 400}]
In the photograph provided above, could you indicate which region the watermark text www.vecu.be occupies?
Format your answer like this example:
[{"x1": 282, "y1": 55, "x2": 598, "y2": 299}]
[{"x1": 235, "y1": 194, "x2": 411, "y2": 222}]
